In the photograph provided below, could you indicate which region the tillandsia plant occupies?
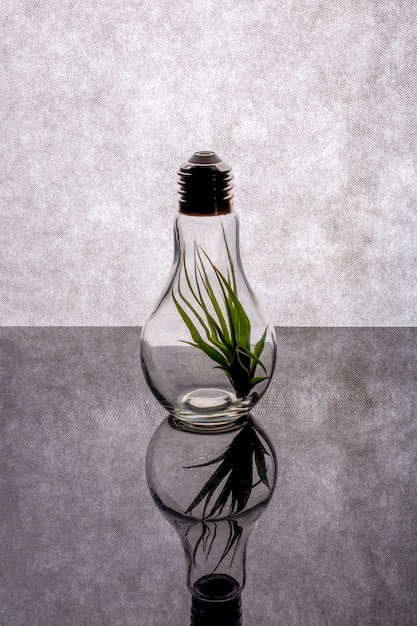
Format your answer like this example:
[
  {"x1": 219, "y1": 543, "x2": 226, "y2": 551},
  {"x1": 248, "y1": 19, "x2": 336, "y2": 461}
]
[{"x1": 171, "y1": 225, "x2": 269, "y2": 398}]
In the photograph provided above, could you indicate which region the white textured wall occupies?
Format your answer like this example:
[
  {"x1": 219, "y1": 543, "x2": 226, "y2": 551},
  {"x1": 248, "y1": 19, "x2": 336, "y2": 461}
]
[{"x1": 1, "y1": 0, "x2": 416, "y2": 325}]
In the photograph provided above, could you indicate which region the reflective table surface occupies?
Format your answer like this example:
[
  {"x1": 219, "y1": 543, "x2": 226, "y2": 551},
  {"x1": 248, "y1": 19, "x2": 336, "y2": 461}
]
[{"x1": 1, "y1": 328, "x2": 416, "y2": 625}]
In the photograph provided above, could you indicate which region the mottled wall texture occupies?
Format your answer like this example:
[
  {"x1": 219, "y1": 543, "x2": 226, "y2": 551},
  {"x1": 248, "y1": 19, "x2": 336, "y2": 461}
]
[{"x1": 1, "y1": 0, "x2": 416, "y2": 325}]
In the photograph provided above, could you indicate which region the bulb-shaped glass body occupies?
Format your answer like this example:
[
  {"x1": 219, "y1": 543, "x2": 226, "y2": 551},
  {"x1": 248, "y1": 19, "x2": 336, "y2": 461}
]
[
  {"x1": 146, "y1": 414, "x2": 277, "y2": 604},
  {"x1": 141, "y1": 209, "x2": 276, "y2": 431}
]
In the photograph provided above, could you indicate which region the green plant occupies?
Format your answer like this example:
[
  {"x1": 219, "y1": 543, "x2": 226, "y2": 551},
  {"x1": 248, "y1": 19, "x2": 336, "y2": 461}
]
[{"x1": 172, "y1": 225, "x2": 269, "y2": 398}]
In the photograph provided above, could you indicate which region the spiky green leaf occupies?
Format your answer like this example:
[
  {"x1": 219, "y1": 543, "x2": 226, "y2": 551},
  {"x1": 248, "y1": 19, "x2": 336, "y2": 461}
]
[
  {"x1": 172, "y1": 291, "x2": 229, "y2": 367},
  {"x1": 248, "y1": 376, "x2": 269, "y2": 387}
]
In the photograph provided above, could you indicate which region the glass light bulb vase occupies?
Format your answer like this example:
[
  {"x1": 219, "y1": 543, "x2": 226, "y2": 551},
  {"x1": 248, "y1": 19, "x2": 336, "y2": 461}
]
[{"x1": 140, "y1": 151, "x2": 276, "y2": 432}]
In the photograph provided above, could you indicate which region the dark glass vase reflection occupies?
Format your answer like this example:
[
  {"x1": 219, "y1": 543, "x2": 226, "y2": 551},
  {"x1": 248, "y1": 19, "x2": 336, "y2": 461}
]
[{"x1": 146, "y1": 413, "x2": 277, "y2": 625}]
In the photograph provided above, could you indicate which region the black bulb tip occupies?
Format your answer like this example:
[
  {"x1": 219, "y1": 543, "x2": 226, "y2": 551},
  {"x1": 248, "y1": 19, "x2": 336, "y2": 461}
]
[{"x1": 188, "y1": 151, "x2": 222, "y2": 165}]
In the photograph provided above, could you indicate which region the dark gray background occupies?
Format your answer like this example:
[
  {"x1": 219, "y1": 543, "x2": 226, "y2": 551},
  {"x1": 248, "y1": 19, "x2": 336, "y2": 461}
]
[{"x1": 1, "y1": 328, "x2": 416, "y2": 625}]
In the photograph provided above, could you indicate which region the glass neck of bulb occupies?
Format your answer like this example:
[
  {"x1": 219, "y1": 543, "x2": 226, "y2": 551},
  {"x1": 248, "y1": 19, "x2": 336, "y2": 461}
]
[{"x1": 173, "y1": 211, "x2": 242, "y2": 276}]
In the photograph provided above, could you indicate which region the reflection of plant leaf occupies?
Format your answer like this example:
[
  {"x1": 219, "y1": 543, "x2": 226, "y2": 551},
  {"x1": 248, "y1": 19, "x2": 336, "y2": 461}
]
[
  {"x1": 183, "y1": 424, "x2": 273, "y2": 574},
  {"x1": 190, "y1": 521, "x2": 218, "y2": 566},
  {"x1": 185, "y1": 460, "x2": 233, "y2": 516},
  {"x1": 213, "y1": 521, "x2": 243, "y2": 572},
  {"x1": 184, "y1": 423, "x2": 270, "y2": 519},
  {"x1": 172, "y1": 226, "x2": 269, "y2": 397},
  {"x1": 254, "y1": 440, "x2": 269, "y2": 488},
  {"x1": 186, "y1": 519, "x2": 243, "y2": 573}
]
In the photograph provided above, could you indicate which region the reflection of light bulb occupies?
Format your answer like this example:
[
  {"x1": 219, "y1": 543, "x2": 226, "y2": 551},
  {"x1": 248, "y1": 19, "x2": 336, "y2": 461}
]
[
  {"x1": 140, "y1": 151, "x2": 276, "y2": 433},
  {"x1": 146, "y1": 414, "x2": 277, "y2": 623}
]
